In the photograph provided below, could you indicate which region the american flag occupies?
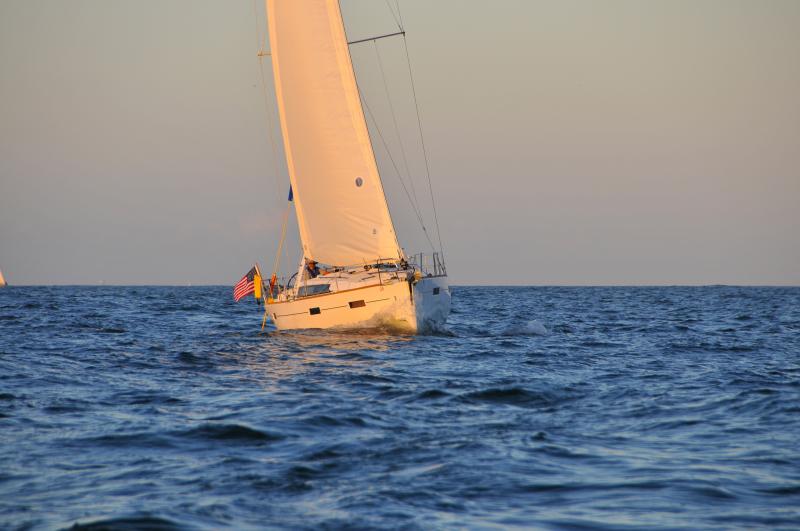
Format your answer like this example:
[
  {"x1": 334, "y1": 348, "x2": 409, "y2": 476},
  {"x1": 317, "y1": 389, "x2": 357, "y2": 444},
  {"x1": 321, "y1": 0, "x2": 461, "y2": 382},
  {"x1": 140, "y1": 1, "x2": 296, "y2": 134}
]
[{"x1": 233, "y1": 266, "x2": 259, "y2": 302}]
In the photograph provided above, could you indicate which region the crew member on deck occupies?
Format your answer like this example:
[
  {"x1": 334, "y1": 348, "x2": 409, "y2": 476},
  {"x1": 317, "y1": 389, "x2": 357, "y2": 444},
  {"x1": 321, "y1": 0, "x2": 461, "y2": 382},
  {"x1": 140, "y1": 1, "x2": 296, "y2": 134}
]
[{"x1": 306, "y1": 260, "x2": 320, "y2": 279}]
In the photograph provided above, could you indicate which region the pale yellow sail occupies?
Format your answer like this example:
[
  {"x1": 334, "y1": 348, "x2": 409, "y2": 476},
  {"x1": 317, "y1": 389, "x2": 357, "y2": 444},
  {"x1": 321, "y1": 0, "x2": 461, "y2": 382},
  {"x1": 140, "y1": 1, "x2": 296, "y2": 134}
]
[{"x1": 266, "y1": 0, "x2": 402, "y2": 266}]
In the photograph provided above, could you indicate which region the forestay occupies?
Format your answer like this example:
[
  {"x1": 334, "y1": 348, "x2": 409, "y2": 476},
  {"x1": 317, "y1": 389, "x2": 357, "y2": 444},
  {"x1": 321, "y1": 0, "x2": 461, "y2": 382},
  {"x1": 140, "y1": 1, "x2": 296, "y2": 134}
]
[{"x1": 266, "y1": 0, "x2": 402, "y2": 266}]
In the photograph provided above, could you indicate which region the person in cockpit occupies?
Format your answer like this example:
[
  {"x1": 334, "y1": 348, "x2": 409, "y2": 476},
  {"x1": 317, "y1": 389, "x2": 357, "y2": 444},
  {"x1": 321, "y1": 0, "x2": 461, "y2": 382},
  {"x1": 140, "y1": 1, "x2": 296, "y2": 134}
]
[{"x1": 306, "y1": 260, "x2": 320, "y2": 279}]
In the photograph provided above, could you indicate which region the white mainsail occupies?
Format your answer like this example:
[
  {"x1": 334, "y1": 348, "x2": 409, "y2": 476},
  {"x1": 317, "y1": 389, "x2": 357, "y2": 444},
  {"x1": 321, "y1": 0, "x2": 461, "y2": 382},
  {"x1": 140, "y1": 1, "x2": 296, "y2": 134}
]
[{"x1": 266, "y1": 0, "x2": 402, "y2": 266}]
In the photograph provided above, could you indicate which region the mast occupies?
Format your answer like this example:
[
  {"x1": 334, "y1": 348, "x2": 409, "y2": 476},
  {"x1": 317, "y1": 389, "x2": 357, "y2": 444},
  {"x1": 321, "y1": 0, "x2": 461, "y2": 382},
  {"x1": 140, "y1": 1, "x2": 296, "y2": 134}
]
[{"x1": 266, "y1": 0, "x2": 402, "y2": 266}]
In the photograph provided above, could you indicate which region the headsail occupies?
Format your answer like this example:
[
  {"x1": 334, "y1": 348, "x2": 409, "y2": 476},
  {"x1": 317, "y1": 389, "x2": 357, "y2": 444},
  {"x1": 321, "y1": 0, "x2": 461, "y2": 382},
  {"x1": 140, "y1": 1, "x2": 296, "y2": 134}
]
[{"x1": 266, "y1": 0, "x2": 402, "y2": 265}]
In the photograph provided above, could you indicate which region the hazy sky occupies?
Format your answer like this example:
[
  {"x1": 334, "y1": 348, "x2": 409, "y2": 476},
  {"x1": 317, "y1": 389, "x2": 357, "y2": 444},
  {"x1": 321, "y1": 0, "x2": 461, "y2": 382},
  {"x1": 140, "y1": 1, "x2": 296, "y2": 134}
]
[{"x1": 1, "y1": 0, "x2": 798, "y2": 285}]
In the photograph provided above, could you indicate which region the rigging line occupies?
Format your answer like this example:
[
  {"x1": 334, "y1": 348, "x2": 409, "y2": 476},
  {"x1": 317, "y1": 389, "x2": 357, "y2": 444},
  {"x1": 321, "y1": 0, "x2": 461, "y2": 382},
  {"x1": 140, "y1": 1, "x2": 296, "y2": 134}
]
[
  {"x1": 340, "y1": 0, "x2": 405, "y2": 259},
  {"x1": 347, "y1": 31, "x2": 404, "y2": 46},
  {"x1": 340, "y1": 1, "x2": 425, "y2": 260},
  {"x1": 252, "y1": 0, "x2": 282, "y2": 199},
  {"x1": 251, "y1": 0, "x2": 262, "y2": 50},
  {"x1": 361, "y1": 93, "x2": 437, "y2": 254},
  {"x1": 270, "y1": 200, "x2": 291, "y2": 280},
  {"x1": 253, "y1": 0, "x2": 292, "y2": 280},
  {"x1": 373, "y1": 40, "x2": 419, "y2": 208},
  {"x1": 395, "y1": 1, "x2": 443, "y2": 260},
  {"x1": 385, "y1": 0, "x2": 403, "y2": 31},
  {"x1": 401, "y1": 31, "x2": 445, "y2": 261},
  {"x1": 251, "y1": 0, "x2": 266, "y2": 53},
  {"x1": 361, "y1": 93, "x2": 428, "y2": 237},
  {"x1": 395, "y1": 0, "x2": 404, "y2": 29},
  {"x1": 282, "y1": 213, "x2": 292, "y2": 283},
  {"x1": 257, "y1": 61, "x2": 283, "y2": 198}
]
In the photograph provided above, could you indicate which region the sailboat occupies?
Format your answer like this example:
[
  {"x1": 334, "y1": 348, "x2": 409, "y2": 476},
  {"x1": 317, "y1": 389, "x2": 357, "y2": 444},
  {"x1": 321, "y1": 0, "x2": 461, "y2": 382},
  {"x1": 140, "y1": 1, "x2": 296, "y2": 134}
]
[
  {"x1": 0, "y1": 269, "x2": 6, "y2": 288},
  {"x1": 258, "y1": 0, "x2": 450, "y2": 333}
]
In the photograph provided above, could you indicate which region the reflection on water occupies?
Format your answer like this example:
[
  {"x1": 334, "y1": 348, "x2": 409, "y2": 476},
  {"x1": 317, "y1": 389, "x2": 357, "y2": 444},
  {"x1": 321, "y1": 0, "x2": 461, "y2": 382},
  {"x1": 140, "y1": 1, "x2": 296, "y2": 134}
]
[{"x1": 241, "y1": 329, "x2": 412, "y2": 385}]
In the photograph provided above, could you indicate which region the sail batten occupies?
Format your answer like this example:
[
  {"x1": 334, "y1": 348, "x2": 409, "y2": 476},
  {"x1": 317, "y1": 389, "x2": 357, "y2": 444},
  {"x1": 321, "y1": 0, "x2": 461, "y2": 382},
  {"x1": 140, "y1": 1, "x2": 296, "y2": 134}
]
[{"x1": 266, "y1": 0, "x2": 401, "y2": 265}]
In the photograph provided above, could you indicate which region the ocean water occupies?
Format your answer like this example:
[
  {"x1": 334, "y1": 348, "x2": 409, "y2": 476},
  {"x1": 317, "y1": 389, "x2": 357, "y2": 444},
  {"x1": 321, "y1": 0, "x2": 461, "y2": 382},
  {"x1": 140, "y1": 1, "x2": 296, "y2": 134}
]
[{"x1": 1, "y1": 286, "x2": 799, "y2": 530}]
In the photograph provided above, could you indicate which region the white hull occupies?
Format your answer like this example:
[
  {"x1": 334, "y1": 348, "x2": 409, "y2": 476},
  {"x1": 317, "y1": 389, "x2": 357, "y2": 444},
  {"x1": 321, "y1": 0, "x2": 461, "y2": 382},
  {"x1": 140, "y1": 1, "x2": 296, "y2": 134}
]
[{"x1": 267, "y1": 276, "x2": 450, "y2": 333}]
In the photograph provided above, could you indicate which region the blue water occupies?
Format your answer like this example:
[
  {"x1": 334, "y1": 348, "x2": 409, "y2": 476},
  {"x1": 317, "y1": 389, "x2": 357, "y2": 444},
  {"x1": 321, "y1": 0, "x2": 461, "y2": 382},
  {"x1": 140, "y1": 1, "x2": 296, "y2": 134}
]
[{"x1": 1, "y1": 286, "x2": 799, "y2": 530}]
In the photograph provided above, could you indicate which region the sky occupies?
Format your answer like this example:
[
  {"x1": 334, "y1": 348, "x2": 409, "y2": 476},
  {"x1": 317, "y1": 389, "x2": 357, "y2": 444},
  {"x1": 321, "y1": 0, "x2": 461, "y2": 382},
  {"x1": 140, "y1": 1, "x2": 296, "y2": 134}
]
[{"x1": 1, "y1": 0, "x2": 798, "y2": 285}]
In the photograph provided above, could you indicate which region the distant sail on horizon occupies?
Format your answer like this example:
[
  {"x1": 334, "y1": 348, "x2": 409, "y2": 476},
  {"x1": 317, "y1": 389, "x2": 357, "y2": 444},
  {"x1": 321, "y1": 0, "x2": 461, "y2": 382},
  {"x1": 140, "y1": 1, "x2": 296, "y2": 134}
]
[{"x1": 0, "y1": 268, "x2": 6, "y2": 287}]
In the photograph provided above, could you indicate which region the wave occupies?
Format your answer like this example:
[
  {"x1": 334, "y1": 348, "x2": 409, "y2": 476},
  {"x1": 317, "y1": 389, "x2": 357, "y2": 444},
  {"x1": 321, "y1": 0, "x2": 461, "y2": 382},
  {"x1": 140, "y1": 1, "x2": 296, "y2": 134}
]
[
  {"x1": 66, "y1": 515, "x2": 186, "y2": 530},
  {"x1": 110, "y1": 391, "x2": 183, "y2": 406},
  {"x1": 414, "y1": 389, "x2": 450, "y2": 400},
  {"x1": 79, "y1": 432, "x2": 175, "y2": 449},
  {"x1": 177, "y1": 423, "x2": 284, "y2": 443},
  {"x1": 4, "y1": 285, "x2": 799, "y2": 529},
  {"x1": 303, "y1": 415, "x2": 368, "y2": 428},
  {"x1": 462, "y1": 386, "x2": 557, "y2": 408}
]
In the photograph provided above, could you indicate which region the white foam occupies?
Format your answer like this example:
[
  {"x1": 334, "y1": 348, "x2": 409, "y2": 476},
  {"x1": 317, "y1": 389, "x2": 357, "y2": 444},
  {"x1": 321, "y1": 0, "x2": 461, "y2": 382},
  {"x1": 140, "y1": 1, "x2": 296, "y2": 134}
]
[{"x1": 500, "y1": 319, "x2": 549, "y2": 336}]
